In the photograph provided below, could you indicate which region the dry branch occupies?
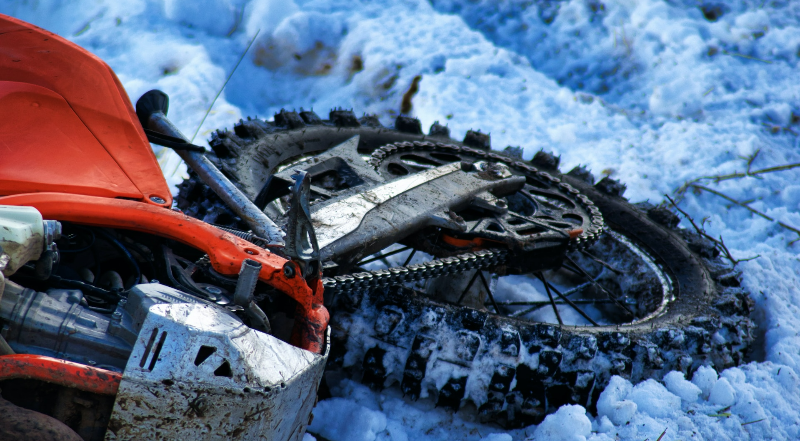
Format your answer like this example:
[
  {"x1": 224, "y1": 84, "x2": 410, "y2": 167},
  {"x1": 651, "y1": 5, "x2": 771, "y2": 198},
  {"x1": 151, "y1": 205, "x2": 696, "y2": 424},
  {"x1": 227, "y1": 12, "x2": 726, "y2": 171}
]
[
  {"x1": 665, "y1": 195, "x2": 760, "y2": 265},
  {"x1": 672, "y1": 150, "x2": 800, "y2": 244}
]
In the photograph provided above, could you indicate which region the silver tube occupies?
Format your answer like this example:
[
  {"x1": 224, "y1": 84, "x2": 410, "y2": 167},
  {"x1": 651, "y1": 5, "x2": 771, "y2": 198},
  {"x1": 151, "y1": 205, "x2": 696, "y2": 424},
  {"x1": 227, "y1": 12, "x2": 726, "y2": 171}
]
[
  {"x1": 234, "y1": 259, "x2": 262, "y2": 306},
  {"x1": 148, "y1": 115, "x2": 285, "y2": 246}
]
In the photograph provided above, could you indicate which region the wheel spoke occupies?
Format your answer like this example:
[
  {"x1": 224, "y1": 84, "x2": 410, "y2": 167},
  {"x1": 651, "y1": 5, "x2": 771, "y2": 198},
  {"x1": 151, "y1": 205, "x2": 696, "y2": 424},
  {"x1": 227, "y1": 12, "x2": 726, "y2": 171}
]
[
  {"x1": 457, "y1": 270, "x2": 482, "y2": 305},
  {"x1": 402, "y1": 249, "x2": 417, "y2": 267},
  {"x1": 579, "y1": 249, "x2": 624, "y2": 275},
  {"x1": 357, "y1": 246, "x2": 412, "y2": 266},
  {"x1": 501, "y1": 280, "x2": 598, "y2": 317},
  {"x1": 500, "y1": 280, "x2": 594, "y2": 305},
  {"x1": 500, "y1": 298, "x2": 621, "y2": 306},
  {"x1": 536, "y1": 274, "x2": 600, "y2": 327},
  {"x1": 536, "y1": 272, "x2": 563, "y2": 325},
  {"x1": 509, "y1": 304, "x2": 542, "y2": 318},
  {"x1": 563, "y1": 256, "x2": 636, "y2": 317},
  {"x1": 478, "y1": 271, "x2": 501, "y2": 313}
]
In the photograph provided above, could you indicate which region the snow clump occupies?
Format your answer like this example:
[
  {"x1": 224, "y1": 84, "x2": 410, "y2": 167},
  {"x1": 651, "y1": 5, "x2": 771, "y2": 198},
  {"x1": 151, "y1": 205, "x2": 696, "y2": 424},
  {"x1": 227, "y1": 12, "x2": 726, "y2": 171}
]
[{"x1": 533, "y1": 405, "x2": 592, "y2": 441}]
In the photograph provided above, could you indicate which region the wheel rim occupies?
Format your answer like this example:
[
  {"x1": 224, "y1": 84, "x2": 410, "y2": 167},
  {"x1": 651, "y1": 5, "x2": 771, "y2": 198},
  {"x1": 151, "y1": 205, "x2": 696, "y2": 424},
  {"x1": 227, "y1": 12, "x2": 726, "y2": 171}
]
[{"x1": 353, "y1": 226, "x2": 674, "y2": 327}]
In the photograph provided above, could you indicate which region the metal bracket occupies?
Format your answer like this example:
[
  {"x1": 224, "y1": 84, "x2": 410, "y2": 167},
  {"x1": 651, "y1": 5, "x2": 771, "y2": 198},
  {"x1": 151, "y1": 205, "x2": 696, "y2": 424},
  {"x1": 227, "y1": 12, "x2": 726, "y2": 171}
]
[{"x1": 285, "y1": 171, "x2": 320, "y2": 280}]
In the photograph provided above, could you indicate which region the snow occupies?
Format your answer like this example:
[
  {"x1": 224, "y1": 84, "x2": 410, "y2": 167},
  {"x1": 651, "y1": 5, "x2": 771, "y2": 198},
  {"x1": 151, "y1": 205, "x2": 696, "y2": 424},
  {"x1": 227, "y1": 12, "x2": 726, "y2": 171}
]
[
  {"x1": 596, "y1": 376, "x2": 637, "y2": 426},
  {"x1": 692, "y1": 365, "x2": 718, "y2": 399},
  {"x1": 3, "y1": 0, "x2": 800, "y2": 439},
  {"x1": 308, "y1": 397, "x2": 388, "y2": 441},
  {"x1": 663, "y1": 371, "x2": 702, "y2": 403},
  {"x1": 627, "y1": 380, "x2": 682, "y2": 419},
  {"x1": 533, "y1": 405, "x2": 592, "y2": 441},
  {"x1": 709, "y1": 377, "x2": 737, "y2": 407}
]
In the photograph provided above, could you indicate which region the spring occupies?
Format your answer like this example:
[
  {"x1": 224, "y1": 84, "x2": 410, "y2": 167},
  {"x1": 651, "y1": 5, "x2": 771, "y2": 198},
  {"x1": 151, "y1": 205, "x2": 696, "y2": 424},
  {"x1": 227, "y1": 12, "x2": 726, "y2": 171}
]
[{"x1": 214, "y1": 225, "x2": 268, "y2": 248}]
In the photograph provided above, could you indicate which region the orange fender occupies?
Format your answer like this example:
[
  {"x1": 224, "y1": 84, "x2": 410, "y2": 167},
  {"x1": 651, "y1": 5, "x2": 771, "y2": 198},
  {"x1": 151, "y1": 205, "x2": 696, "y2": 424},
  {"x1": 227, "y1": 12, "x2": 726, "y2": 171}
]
[{"x1": 0, "y1": 14, "x2": 171, "y2": 205}]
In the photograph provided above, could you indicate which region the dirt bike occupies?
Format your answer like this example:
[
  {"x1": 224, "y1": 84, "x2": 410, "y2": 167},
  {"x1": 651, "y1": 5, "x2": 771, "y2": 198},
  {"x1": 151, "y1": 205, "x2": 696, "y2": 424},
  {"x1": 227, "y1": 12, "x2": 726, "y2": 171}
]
[
  {"x1": 0, "y1": 14, "x2": 327, "y2": 440},
  {"x1": 0, "y1": 10, "x2": 754, "y2": 440}
]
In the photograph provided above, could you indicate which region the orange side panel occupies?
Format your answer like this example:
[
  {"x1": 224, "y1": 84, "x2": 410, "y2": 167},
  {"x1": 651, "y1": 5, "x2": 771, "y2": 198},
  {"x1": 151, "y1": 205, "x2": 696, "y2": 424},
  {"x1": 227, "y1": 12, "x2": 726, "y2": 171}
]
[
  {"x1": 0, "y1": 14, "x2": 172, "y2": 205},
  {"x1": 0, "y1": 192, "x2": 314, "y2": 303},
  {"x1": 0, "y1": 354, "x2": 121, "y2": 396},
  {"x1": 0, "y1": 82, "x2": 141, "y2": 198}
]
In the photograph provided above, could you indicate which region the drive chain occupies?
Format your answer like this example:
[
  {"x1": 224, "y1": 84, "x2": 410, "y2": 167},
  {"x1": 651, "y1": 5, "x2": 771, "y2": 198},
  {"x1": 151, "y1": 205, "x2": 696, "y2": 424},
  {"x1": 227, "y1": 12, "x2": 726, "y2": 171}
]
[
  {"x1": 321, "y1": 140, "x2": 605, "y2": 295},
  {"x1": 322, "y1": 249, "x2": 508, "y2": 295}
]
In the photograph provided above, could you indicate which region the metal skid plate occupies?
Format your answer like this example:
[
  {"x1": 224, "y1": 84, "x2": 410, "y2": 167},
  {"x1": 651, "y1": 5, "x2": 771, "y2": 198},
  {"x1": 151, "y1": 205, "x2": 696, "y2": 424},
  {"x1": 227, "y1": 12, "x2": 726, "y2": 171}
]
[{"x1": 105, "y1": 303, "x2": 329, "y2": 440}]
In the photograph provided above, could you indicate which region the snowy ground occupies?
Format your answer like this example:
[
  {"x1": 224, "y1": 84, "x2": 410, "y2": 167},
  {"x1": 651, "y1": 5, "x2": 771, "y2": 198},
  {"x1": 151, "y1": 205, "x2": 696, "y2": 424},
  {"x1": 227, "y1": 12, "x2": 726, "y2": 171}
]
[{"x1": 4, "y1": 0, "x2": 800, "y2": 439}]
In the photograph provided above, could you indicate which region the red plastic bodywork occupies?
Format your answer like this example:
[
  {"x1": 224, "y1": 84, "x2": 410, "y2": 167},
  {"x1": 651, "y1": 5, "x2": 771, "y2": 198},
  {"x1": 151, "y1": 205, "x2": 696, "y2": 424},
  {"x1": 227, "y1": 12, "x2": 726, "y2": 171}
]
[
  {"x1": 0, "y1": 14, "x2": 328, "y2": 354},
  {"x1": 0, "y1": 354, "x2": 122, "y2": 396},
  {"x1": 0, "y1": 81, "x2": 143, "y2": 198},
  {"x1": 0, "y1": 15, "x2": 171, "y2": 205}
]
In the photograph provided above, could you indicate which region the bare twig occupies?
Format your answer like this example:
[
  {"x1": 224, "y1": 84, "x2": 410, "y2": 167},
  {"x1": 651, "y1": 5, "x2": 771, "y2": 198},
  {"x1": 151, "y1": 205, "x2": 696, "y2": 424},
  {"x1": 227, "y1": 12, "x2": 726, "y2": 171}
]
[
  {"x1": 690, "y1": 184, "x2": 800, "y2": 243},
  {"x1": 615, "y1": 20, "x2": 633, "y2": 56},
  {"x1": 708, "y1": 411, "x2": 732, "y2": 417},
  {"x1": 672, "y1": 149, "x2": 800, "y2": 245},
  {"x1": 706, "y1": 162, "x2": 800, "y2": 183},
  {"x1": 673, "y1": 149, "x2": 800, "y2": 203},
  {"x1": 744, "y1": 149, "x2": 760, "y2": 172},
  {"x1": 722, "y1": 49, "x2": 772, "y2": 64},
  {"x1": 665, "y1": 195, "x2": 760, "y2": 264},
  {"x1": 666, "y1": 195, "x2": 713, "y2": 239},
  {"x1": 719, "y1": 235, "x2": 760, "y2": 263}
]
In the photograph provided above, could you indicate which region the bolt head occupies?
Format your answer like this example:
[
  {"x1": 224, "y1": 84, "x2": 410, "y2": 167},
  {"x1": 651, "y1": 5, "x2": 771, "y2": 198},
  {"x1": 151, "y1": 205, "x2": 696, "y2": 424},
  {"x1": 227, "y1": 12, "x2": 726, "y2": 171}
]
[
  {"x1": 204, "y1": 286, "x2": 222, "y2": 295},
  {"x1": 283, "y1": 262, "x2": 296, "y2": 278},
  {"x1": 149, "y1": 195, "x2": 167, "y2": 204},
  {"x1": 190, "y1": 396, "x2": 209, "y2": 417}
]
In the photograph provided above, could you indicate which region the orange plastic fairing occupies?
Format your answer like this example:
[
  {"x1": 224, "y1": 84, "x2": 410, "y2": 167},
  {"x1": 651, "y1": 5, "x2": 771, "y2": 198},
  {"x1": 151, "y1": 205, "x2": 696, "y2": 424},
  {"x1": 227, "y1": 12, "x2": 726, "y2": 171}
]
[
  {"x1": 0, "y1": 14, "x2": 171, "y2": 206},
  {"x1": 0, "y1": 354, "x2": 122, "y2": 396},
  {"x1": 0, "y1": 82, "x2": 141, "y2": 198},
  {"x1": 0, "y1": 192, "x2": 319, "y2": 308}
]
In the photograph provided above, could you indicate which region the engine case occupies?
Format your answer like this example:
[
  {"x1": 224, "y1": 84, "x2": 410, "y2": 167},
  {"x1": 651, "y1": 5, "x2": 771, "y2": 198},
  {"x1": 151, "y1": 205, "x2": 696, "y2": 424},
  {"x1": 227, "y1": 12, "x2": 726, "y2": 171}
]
[{"x1": 0, "y1": 281, "x2": 329, "y2": 441}]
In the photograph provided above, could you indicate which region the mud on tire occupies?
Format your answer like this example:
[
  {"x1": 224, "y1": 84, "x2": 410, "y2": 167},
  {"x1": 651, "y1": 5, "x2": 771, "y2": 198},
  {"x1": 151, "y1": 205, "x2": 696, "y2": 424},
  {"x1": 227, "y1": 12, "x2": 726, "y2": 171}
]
[{"x1": 177, "y1": 109, "x2": 755, "y2": 427}]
